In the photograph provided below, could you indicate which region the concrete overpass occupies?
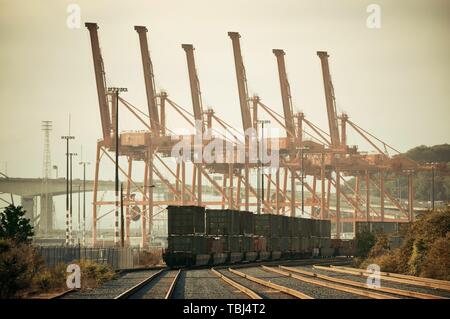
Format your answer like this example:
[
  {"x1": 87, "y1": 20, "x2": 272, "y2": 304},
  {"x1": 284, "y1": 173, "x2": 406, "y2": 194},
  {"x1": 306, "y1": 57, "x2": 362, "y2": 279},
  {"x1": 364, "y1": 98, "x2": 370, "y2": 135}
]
[{"x1": 0, "y1": 177, "x2": 141, "y2": 234}]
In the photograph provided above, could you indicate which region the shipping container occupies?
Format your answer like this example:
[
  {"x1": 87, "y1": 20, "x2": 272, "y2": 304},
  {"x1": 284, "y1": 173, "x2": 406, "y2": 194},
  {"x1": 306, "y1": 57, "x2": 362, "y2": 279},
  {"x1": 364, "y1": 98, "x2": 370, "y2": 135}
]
[
  {"x1": 254, "y1": 236, "x2": 267, "y2": 252},
  {"x1": 298, "y1": 218, "x2": 312, "y2": 237},
  {"x1": 241, "y1": 236, "x2": 255, "y2": 252},
  {"x1": 254, "y1": 214, "x2": 282, "y2": 236},
  {"x1": 279, "y1": 236, "x2": 290, "y2": 252},
  {"x1": 168, "y1": 205, "x2": 205, "y2": 235},
  {"x1": 320, "y1": 247, "x2": 335, "y2": 257},
  {"x1": 290, "y1": 237, "x2": 300, "y2": 252},
  {"x1": 240, "y1": 211, "x2": 254, "y2": 235},
  {"x1": 289, "y1": 217, "x2": 299, "y2": 237},
  {"x1": 229, "y1": 252, "x2": 244, "y2": 263},
  {"x1": 206, "y1": 209, "x2": 241, "y2": 235},
  {"x1": 167, "y1": 235, "x2": 207, "y2": 254},
  {"x1": 320, "y1": 237, "x2": 331, "y2": 249},
  {"x1": 244, "y1": 252, "x2": 258, "y2": 262},
  {"x1": 311, "y1": 236, "x2": 320, "y2": 249},
  {"x1": 271, "y1": 251, "x2": 282, "y2": 260},
  {"x1": 312, "y1": 219, "x2": 321, "y2": 237},
  {"x1": 321, "y1": 220, "x2": 332, "y2": 237},
  {"x1": 211, "y1": 253, "x2": 228, "y2": 265},
  {"x1": 281, "y1": 216, "x2": 290, "y2": 235},
  {"x1": 259, "y1": 251, "x2": 271, "y2": 261},
  {"x1": 207, "y1": 236, "x2": 226, "y2": 253},
  {"x1": 224, "y1": 235, "x2": 241, "y2": 252},
  {"x1": 267, "y1": 236, "x2": 280, "y2": 251},
  {"x1": 300, "y1": 237, "x2": 310, "y2": 253}
]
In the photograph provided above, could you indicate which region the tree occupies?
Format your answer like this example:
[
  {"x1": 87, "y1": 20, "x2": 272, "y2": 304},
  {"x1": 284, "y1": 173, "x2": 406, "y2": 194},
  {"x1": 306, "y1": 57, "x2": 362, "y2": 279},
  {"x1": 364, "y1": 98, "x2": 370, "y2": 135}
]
[{"x1": 0, "y1": 205, "x2": 34, "y2": 243}]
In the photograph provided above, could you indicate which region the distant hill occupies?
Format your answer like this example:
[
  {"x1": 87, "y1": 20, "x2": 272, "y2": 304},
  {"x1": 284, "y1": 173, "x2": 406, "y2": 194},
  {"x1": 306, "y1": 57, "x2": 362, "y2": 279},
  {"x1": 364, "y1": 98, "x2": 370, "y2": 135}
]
[{"x1": 404, "y1": 144, "x2": 450, "y2": 163}]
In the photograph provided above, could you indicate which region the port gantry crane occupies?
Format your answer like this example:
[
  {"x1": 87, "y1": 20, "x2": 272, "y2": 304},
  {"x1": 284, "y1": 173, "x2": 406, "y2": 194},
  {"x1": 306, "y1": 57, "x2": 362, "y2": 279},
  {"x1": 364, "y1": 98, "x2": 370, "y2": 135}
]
[{"x1": 85, "y1": 23, "x2": 444, "y2": 246}]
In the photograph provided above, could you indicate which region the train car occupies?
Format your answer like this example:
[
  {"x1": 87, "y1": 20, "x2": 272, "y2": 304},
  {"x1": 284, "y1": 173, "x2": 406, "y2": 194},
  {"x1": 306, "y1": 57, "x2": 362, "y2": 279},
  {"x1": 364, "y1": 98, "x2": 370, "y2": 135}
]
[{"x1": 164, "y1": 205, "x2": 335, "y2": 268}]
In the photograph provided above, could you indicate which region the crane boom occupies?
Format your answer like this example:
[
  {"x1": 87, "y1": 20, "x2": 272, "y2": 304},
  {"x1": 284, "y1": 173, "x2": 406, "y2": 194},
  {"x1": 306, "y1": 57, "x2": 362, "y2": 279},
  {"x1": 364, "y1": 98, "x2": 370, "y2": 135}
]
[
  {"x1": 134, "y1": 26, "x2": 160, "y2": 136},
  {"x1": 228, "y1": 32, "x2": 253, "y2": 132},
  {"x1": 85, "y1": 23, "x2": 111, "y2": 145},
  {"x1": 182, "y1": 44, "x2": 204, "y2": 132},
  {"x1": 317, "y1": 51, "x2": 340, "y2": 147},
  {"x1": 273, "y1": 49, "x2": 295, "y2": 139}
]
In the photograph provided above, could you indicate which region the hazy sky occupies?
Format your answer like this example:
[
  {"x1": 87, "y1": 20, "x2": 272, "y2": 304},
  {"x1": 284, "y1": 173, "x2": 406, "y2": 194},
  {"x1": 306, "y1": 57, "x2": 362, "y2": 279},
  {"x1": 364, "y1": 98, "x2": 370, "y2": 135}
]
[{"x1": 1, "y1": 0, "x2": 449, "y2": 182}]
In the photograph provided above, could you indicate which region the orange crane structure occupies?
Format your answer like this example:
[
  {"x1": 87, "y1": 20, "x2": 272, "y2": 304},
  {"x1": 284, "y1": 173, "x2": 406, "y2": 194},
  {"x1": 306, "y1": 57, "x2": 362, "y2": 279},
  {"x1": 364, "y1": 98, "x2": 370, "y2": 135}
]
[{"x1": 85, "y1": 23, "x2": 444, "y2": 246}]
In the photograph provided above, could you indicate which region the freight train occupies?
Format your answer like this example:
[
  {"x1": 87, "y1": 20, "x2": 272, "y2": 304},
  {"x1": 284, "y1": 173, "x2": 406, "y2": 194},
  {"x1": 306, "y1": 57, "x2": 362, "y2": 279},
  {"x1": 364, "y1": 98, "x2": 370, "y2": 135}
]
[{"x1": 163, "y1": 206, "x2": 334, "y2": 268}]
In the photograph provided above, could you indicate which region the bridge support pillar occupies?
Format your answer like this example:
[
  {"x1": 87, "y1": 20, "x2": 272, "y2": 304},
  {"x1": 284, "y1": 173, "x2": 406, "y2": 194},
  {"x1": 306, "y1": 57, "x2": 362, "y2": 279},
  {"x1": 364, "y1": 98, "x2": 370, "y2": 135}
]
[
  {"x1": 21, "y1": 196, "x2": 35, "y2": 222},
  {"x1": 39, "y1": 194, "x2": 54, "y2": 234}
]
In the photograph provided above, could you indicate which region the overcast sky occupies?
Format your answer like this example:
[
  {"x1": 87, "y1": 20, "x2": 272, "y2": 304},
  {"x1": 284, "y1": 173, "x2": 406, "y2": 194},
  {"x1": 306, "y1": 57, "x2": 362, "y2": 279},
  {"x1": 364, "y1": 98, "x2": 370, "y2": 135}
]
[{"x1": 1, "y1": 0, "x2": 449, "y2": 182}]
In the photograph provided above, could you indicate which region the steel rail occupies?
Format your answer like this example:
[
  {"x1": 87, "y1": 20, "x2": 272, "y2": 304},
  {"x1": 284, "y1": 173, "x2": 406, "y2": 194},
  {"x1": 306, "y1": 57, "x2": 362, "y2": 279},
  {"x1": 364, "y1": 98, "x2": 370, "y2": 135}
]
[
  {"x1": 228, "y1": 267, "x2": 313, "y2": 299},
  {"x1": 114, "y1": 269, "x2": 165, "y2": 299},
  {"x1": 164, "y1": 269, "x2": 182, "y2": 299},
  {"x1": 332, "y1": 265, "x2": 450, "y2": 289},
  {"x1": 280, "y1": 266, "x2": 446, "y2": 299},
  {"x1": 262, "y1": 266, "x2": 396, "y2": 299},
  {"x1": 211, "y1": 268, "x2": 262, "y2": 299},
  {"x1": 314, "y1": 265, "x2": 450, "y2": 292}
]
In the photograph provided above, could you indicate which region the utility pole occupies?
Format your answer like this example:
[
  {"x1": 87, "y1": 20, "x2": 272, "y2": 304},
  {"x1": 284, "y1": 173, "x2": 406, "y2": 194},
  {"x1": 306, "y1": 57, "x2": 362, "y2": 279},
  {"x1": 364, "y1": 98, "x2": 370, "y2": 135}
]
[
  {"x1": 120, "y1": 182, "x2": 124, "y2": 247},
  {"x1": 108, "y1": 87, "x2": 127, "y2": 246},
  {"x1": 79, "y1": 159, "x2": 90, "y2": 247},
  {"x1": 77, "y1": 184, "x2": 80, "y2": 245},
  {"x1": 61, "y1": 131, "x2": 75, "y2": 246},
  {"x1": 69, "y1": 152, "x2": 77, "y2": 245}
]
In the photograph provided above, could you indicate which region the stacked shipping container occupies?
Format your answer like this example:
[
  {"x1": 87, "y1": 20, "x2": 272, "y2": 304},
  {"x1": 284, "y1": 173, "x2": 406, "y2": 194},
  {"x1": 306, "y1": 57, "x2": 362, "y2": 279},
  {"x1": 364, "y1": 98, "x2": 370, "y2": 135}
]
[{"x1": 165, "y1": 205, "x2": 334, "y2": 267}]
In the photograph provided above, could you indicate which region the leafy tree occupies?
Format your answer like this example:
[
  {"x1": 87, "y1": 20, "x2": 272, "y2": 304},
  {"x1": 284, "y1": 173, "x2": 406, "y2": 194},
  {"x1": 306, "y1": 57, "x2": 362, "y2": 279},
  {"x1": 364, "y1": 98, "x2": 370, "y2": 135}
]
[{"x1": 0, "y1": 205, "x2": 34, "y2": 243}]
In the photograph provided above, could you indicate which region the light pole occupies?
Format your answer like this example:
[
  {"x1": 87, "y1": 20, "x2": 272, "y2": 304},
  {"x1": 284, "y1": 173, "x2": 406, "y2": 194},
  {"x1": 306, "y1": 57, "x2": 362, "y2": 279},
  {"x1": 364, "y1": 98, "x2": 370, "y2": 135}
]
[
  {"x1": 256, "y1": 120, "x2": 270, "y2": 214},
  {"x1": 79, "y1": 160, "x2": 90, "y2": 247},
  {"x1": 143, "y1": 185, "x2": 156, "y2": 244},
  {"x1": 297, "y1": 146, "x2": 309, "y2": 214},
  {"x1": 61, "y1": 135, "x2": 75, "y2": 246},
  {"x1": 69, "y1": 152, "x2": 77, "y2": 245},
  {"x1": 107, "y1": 87, "x2": 127, "y2": 247}
]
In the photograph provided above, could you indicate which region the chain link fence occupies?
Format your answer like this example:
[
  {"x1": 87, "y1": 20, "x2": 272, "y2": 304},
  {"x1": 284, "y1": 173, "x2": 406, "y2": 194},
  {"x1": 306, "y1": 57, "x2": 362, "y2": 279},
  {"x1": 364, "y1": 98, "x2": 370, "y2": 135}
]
[{"x1": 36, "y1": 246, "x2": 162, "y2": 270}]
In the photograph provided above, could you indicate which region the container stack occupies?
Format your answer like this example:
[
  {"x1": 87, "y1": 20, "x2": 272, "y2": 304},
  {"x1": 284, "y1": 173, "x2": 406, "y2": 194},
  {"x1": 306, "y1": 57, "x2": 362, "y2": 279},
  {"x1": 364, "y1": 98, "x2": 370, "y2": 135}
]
[
  {"x1": 254, "y1": 214, "x2": 283, "y2": 260},
  {"x1": 167, "y1": 205, "x2": 209, "y2": 266},
  {"x1": 205, "y1": 209, "x2": 256, "y2": 263}
]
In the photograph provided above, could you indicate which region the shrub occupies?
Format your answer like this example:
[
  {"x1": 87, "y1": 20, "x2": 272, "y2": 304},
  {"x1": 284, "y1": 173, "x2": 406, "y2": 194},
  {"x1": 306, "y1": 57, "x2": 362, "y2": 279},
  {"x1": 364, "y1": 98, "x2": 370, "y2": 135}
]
[
  {"x1": 355, "y1": 229, "x2": 376, "y2": 257},
  {"x1": 420, "y1": 235, "x2": 450, "y2": 280},
  {"x1": 77, "y1": 259, "x2": 117, "y2": 289},
  {"x1": 359, "y1": 209, "x2": 450, "y2": 280},
  {"x1": 0, "y1": 239, "x2": 42, "y2": 298}
]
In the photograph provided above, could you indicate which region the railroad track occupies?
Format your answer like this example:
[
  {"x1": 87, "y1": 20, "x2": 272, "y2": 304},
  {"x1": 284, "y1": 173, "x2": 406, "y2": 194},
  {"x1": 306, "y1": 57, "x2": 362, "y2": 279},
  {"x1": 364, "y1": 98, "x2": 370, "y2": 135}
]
[
  {"x1": 214, "y1": 263, "x2": 450, "y2": 299},
  {"x1": 117, "y1": 269, "x2": 181, "y2": 299},
  {"x1": 57, "y1": 258, "x2": 449, "y2": 299},
  {"x1": 58, "y1": 268, "x2": 180, "y2": 299}
]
